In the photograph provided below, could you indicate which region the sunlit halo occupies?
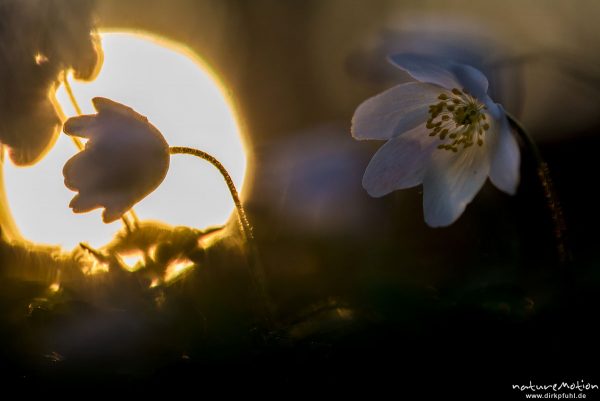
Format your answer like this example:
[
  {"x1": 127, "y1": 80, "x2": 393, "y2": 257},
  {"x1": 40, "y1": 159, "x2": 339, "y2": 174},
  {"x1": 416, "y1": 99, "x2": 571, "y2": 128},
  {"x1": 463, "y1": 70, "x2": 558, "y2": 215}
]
[
  {"x1": 118, "y1": 250, "x2": 146, "y2": 272},
  {"x1": 163, "y1": 258, "x2": 195, "y2": 283},
  {"x1": 4, "y1": 32, "x2": 247, "y2": 249}
]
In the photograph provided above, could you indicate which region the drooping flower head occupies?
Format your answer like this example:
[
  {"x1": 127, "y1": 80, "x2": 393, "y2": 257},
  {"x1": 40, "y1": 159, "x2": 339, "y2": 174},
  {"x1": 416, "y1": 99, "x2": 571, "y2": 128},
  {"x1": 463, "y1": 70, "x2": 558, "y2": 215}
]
[
  {"x1": 352, "y1": 54, "x2": 520, "y2": 227},
  {"x1": 63, "y1": 97, "x2": 170, "y2": 223}
]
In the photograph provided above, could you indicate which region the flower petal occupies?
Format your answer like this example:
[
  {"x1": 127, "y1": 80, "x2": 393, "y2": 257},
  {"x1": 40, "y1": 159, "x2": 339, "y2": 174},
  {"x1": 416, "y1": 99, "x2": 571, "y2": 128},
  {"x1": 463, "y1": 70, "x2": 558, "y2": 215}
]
[
  {"x1": 101, "y1": 194, "x2": 133, "y2": 223},
  {"x1": 352, "y1": 82, "x2": 443, "y2": 140},
  {"x1": 102, "y1": 207, "x2": 126, "y2": 224},
  {"x1": 62, "y1": 151, "x2": 88, "y2": 191},
  {"x1": 422, "y1": 144, "x2": 491, "y2": 227},
  {"x1": 92, "y1": 97, "x2": 130, "y2": 114},
  {"x1": 93, "y1": 97, "x2": 150, "y2": 124},
  {"x1": 489, "y1": 106, "x2": 520, "y2": 195},
  {"x1": 62, "y1": 149, "x2": 108, "y2": 192},
  {"x1": 447, "y1": 63, "x2": 489, "y2": 100},
  {"x1": 362, "y1": 124, "x2": 437, "y2": 196},
  {"x1": 388, "y1": 54, "x2": 460, "y2": 90},
  {"x1": 63, "y1": 115, "x2": 98, "y2": 138},
  {"x1": 69, "y1": 193, "x2": 101, "y2": 213},
  {"x1": 6, "y1": 99, "x2": 61, "y2": 166},
  {"x1": 388, "y1": 53, "x2": 489, "y2": 99}
]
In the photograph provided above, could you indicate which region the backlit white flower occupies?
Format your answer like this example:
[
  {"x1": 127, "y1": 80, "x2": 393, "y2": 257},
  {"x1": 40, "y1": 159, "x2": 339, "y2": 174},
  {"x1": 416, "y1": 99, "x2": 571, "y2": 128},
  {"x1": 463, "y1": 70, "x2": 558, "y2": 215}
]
[
  {"x1": 352, "y1": 54, "x2": 520, "y2": 227},
  {"x1": 63, "y1": 97, "x2": 170, "y2": 223}
]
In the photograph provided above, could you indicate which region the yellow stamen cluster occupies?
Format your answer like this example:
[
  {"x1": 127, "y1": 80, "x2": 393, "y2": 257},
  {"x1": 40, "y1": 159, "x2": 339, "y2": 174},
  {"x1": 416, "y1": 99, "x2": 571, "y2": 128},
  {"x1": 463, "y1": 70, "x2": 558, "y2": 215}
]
[{"x1": 426, "y1": 88, "x2": 490, "y2": 152}]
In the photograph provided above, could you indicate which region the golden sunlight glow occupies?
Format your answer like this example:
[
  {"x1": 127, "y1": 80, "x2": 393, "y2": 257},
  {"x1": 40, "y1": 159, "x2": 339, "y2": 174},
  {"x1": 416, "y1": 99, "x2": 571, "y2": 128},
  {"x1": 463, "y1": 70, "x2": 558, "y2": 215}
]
[
  {"x1": 48, "y1": 282, "x2": 61, "y2": 293},
  {"x1": 4, "y1": 32, "x2": 247, "y2": 249},
  {"x1": 118, "y1": 250, "x2": 145, "y2": 272},
  {"x1": 86, "y1": 259, "x2": 109, "y2": 275},
  {"x1": 163, "y1": 257, "x2": 195, "y2": 283},
  {"x1": 34, "y1": 52, "x2": 49, "y2": 65}
]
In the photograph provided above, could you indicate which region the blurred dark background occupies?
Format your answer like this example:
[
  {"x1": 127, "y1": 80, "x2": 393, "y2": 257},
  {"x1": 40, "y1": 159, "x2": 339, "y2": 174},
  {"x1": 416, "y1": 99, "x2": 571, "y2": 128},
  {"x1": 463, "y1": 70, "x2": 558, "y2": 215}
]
[{"x1": 1, "y1": 0, "x2": 600, "y2": 397}]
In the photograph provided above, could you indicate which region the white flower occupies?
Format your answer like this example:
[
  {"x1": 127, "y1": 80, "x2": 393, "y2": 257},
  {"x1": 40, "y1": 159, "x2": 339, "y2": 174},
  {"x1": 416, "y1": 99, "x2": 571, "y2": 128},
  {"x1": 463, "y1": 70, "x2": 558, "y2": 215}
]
[
  {"x1": 352, "y1": 54, "x2": 520, "y2": 227},
  {"x1": 62, "y1": 97, "x2": 170, "y2": 223}
]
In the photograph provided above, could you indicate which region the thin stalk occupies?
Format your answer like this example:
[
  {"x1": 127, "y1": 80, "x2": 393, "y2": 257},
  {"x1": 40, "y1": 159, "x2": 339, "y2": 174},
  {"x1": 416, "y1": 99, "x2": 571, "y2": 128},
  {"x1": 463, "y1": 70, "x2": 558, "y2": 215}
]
[
  {"x1": 169, "y1": 146, "x2": 253, "y2": 241},
  {"x1": 169, "y1": 146, "x2": 272, "y2": 327},
  {"x1": 62, "y1": 73, "x2": 85, "y2": 151},
  {"x1": 506, "y1": 113, "x2": 569, "y2": 263}
]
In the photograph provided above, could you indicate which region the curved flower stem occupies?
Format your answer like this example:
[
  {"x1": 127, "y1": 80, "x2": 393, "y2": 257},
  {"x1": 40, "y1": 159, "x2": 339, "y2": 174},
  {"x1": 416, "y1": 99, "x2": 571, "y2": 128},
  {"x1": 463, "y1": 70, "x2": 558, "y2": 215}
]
[
  {"x1": 169, "y1": 146, "x2": 272, "y2": 327},
  {"x1": 62, "y1": 72, "x2": 139, "y2": 231},
  {"x1": 169, "y1": 146, "x2": 253, "y2": 241},
  {"x1": 506, "y1": 113, "x2": 569, "y2": 263}
]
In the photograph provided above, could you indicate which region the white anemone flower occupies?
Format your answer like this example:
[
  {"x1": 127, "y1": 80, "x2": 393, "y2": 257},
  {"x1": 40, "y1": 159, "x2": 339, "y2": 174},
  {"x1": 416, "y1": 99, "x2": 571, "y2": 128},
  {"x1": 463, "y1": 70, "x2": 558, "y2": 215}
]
[
  {"x1": 352, "y1": 54, "x2": 520, "y2": 227},
  {"x1": 62, "y1": 97, "x2": 170, "y2": 223}
]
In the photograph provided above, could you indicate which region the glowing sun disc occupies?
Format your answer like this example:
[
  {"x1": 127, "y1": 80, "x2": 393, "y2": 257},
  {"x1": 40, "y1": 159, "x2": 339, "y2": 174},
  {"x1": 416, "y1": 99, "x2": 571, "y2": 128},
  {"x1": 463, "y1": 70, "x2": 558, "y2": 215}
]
[{"x1": 3, "y1": 32, "x2": 247, "y2": 249}]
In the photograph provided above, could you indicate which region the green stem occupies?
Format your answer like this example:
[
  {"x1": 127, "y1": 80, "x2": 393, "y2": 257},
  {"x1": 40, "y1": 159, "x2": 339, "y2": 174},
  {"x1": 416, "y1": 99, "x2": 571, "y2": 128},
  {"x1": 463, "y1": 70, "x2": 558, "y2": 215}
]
[
  {"x1": 169, "y1": 146, "x2": 272, "y2": 327},
  {"x1": 169, "y1": 146, "x2": 253, "y2": 241},
  {"x1": 506, "y1": 113, "x2": 569, "y2": 263}
]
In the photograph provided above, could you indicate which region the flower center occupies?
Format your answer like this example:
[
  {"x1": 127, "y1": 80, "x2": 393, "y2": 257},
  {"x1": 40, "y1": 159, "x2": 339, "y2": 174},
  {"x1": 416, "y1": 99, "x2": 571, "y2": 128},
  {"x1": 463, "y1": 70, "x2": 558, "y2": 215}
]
[{"x1": 426, "y1": 88, "x2": 490, "y2": 152}]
